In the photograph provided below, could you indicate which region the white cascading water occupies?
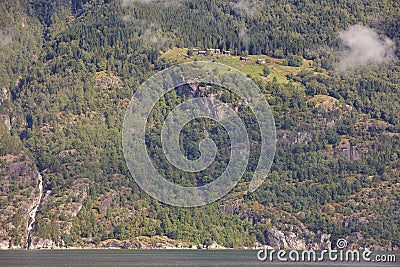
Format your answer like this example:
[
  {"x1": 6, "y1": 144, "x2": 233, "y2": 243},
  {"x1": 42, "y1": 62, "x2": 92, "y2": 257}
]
[{"x1": 26, "y1": 173, "x2": 43, "y2": 249}]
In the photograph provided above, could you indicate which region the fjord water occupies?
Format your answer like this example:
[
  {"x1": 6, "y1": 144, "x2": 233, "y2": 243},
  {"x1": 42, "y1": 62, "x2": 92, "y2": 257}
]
[{"x1": 0, "y1": 250, "x2": 398, "y2": 267}]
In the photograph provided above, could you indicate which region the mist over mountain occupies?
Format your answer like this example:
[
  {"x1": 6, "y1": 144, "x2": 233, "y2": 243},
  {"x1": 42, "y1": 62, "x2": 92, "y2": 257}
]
[{"x1": 337, "y1": 24, "x2": 396, "y2": 71}]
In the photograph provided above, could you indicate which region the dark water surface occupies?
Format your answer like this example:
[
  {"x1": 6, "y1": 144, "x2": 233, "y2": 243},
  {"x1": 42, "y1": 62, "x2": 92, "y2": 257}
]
[{"x1": 0, "y1": 250, "x2": 398, "y2": 267}]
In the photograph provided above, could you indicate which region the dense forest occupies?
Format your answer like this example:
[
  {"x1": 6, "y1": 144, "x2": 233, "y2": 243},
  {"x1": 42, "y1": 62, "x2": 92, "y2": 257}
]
[{"x1": 0, "y1": 0, "x2": 399, "y2": 250}]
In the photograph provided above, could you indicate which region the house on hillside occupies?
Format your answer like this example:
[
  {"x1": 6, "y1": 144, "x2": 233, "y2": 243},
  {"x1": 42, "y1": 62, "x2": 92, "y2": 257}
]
[
  {"x1": 190, "y1": 48, "x2": 226, "y2": 56},
  {"x1": 257, "y1": 59, "x2": 266, "y2": 64},
  {"x1": 207, "y1": 48, "x2": 221, "y2": 55}
]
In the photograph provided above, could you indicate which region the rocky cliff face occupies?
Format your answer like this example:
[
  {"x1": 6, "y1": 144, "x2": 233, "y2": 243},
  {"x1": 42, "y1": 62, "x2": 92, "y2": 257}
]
[
  {"x1": 0, "y1": 114, "x2": 11, "y2": 132},
  {"x1": 265, "y1": 228, "x2": 307, "y2": 250},
  {"x1": 263, "y1": 228, "x2": 333, "y2": 250},
  {"x1": 0, "y1": 155, "x2": 41, "y2": 249},
  {"x1": 0, "y1": 94, "x2": 47, "y2": 249}
]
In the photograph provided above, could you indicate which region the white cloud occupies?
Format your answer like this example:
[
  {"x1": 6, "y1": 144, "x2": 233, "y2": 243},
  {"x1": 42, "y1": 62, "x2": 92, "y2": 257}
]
[
  {"x1": 0, "y1": 30, "x2": 12, "y2": 47},
  {"x1": 336, "y1": 25, "x2": 396, "y2": 71},
  {"x1": 141, "y1": 23, "x2": 160, "y2": 46},
  {"x1": 233, "y1": 0, "x2": 261, "y2": 17},
  {"x1": 239, "y1": 28, "x2": 249, "y2": 47}
]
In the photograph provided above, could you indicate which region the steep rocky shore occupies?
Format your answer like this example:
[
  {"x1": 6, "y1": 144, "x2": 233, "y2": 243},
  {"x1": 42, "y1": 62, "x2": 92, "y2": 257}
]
[{"x1": 2, "y1": 232, "x2": 398, "y2": 251}]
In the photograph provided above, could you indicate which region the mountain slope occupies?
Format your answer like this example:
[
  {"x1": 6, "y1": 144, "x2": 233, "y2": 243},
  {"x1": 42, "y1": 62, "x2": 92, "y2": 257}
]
[{"x1": 0, "y1": 0, "x2": 399, "y2": 250}]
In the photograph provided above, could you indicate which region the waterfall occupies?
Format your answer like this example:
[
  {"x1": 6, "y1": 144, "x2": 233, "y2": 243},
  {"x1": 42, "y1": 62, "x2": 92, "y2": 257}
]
[{"x1": 26, "y1": 173, "x2": 43, "y2": 249}]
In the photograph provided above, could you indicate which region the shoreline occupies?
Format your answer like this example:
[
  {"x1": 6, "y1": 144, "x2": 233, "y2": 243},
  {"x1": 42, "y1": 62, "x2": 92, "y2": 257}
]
[{"x1": 0, "y1": 247, "x2": 256, "y2": 251}]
